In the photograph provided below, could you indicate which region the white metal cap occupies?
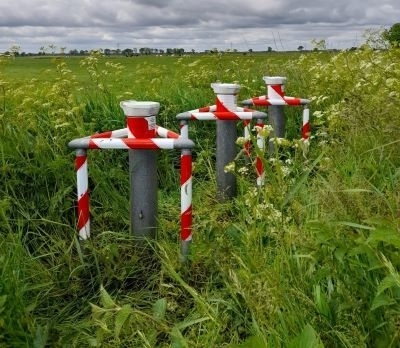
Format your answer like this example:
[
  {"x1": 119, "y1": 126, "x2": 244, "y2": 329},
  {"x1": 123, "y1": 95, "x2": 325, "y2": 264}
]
[
  {"x1": 263, "y1": 76, "x2": 286, "y2": 85},
  {"x1": 211, "y1": 83, "x2": 241, "y2": 94},
  {"x1": 120, "y1": 100, "x2": 160, "y2": 116}
]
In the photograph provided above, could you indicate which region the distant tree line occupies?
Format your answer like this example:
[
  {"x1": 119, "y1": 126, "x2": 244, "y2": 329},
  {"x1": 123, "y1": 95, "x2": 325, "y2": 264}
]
[
  {"x1": 1, "y1": 45, "x2": 192, "y2": 57},
  {"x1": 3, "y1": 24, "x2": 400, "y2": 58}
]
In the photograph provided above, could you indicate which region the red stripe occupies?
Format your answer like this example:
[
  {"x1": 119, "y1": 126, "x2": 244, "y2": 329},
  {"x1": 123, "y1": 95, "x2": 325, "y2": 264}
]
[
  {"x1": 251, "y1": 99, "x2": 271, "y2": 106},
  {"x1": 88, "y1": 139, "x2": 101, "y2": 149},
  {"x1": 75, "y1": 154, "x2": 86, "y2": 170},
  {"x1": 199, "y1": 106, "x2": 212, "y2": 112},
  {"x1": 181, "y1": 154, "x2": 192, "y2": 185},
  {"x1": 302, "y1": 122, "x2": 311, "y2": 139},
  {"x1": 167, "y1": 130, "x2": 180, "y2": 139},
  {"x1": 77, "y1": 191, "x2": 89, "y2": 230},
  {"x1": 90, "y1": 131, "x2": 113, "y2": 138},
  {"x1": 283, "y1": 97, "x2": 303, "y2": 105},
  {"x1": 244, "y1": 141, "x2": 251, "y2": 157},
  {"x1": 271, "y1": 84, "x2": 284, "y2": 97},
  {"x1": 216, "y1": 96, "x2": 230, "y2": 112},
  {"x1": 124, "y1": 139, "x2": 157, "y2": 149},
  {"x1": 181, "y1": 206, "x2": 192, "y2": 241},
  {"x1": 256, "y1": 157, "x2": 263, "y2": 176}
]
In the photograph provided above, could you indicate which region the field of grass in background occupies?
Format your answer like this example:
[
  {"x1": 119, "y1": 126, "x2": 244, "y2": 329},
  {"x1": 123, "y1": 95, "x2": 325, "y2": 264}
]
[{"x1": 0, "y1": 47, "x2": 399, "y2": 347}]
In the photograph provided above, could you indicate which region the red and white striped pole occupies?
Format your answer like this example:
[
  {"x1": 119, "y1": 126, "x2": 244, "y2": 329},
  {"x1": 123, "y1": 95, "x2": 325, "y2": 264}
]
[
  {"x1": 179, "y1": 119, "x2": 193, "y2": 259},
  {"x1": 120, "y1": 100, "x2": 159, "y2": 240},
  {"x1": 243, "y1": 120, "x2": 251, "y2": 158},
  {"x1": 255, "y1": 119, "x2": 266, "y2": 187},
  {"x1": 75, "y1": 149, "x2": 90, "y2": 240},
  {"x1": 302, "y1": 106, "x2": 310, "y2": 143},
  {"x1": 180, "y1": 149, "x2": 192, "y2": 259}
]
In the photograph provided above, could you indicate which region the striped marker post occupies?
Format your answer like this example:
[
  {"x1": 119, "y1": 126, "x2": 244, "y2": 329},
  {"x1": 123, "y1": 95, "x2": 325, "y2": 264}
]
[
  {"x1": 176, "y1": 84, "x2": 268, "y2": 195},
  {"x1": 180, "y1": 149, "x2": 192, "y2": 259},
  {"x1": 241, "y1": 76, "x2": 311, "y2": 152},
  {"x1": 255, "y1": 119, "x2": 266, "y2": 187},
  {"x1": 264, "y1": 76, "x2": 286, "y2": 153},
  {"x1": 243, "y1": 119, "x2": 251, "y2": 158},
  {"x1": 75, "y1": 149, "x2": 90, "y2": 240},
  {"x1": 302, "y1": 106, "x2": 310, "y2": 143},
  {"x1": 120, "y1": 101, "x2": 159, "y2": 241},
  {"x1": 69, "y1": 100, "x2": 195, "y2": 258}
]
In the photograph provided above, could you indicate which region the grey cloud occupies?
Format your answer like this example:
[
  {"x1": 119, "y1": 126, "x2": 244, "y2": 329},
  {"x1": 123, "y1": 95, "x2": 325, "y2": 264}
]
[{"x1": 0, "y1": 0, "x2": 398, "y2": 53}]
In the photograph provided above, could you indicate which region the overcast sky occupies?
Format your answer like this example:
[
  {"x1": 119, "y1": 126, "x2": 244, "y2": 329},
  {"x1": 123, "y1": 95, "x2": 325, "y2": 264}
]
[{"x1": 0, "y1": 0, "x2": 398, "y2": 53}]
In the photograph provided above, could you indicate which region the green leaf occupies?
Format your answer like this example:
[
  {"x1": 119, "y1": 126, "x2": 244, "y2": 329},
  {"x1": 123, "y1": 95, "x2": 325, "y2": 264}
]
[
  {"x1": 337, "y1": 221, "x2": 375, "y2": 230},
  {"x1": 153, "y1": 298, "x2": 167, "y2": 321},
  {"x1": 174, "y1": 316, "x2": 210, "y2": 330},
  {"x1": 33, "y1": 325, "x2": 48, "y2": 348},
  {"x1": 288, "y1": 324, "x2": 324, "y2": 348},
  {"x1": 371, "y1": 292, "x2": 396, "y2": 311},
  {"x1": 367, "y1": 227, "x2": 400, "y2": 248},
  {"x1": 114, "y1": 304, "x2": 133, "y2": 338},
  {"x1": 313, "y1": 285, "x2": 332, "y2": 320},
  {"x1": 226, "y1": 335, "x2": 266, "y2": 348},
  {"x1": 0, "y1": 295, "x2": 7, "y2": 313},
  {"x1": 170, "y1": 326, "x2": 188, "y2": 348},
  {"x1": 99, "y1": 284, "x2": 116, "y2": 309},
  {"x1": 376, "y1": 275, "x2": 400, "y2": 296},
  {"x1": 282, "y1": 153, "x2": 323, "y2": 208}
]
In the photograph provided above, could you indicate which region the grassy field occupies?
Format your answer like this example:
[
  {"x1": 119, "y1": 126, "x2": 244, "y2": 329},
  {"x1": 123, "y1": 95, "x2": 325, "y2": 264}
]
[{"x1": 0, "y1": 48, "x2": 399, "y2": 347}]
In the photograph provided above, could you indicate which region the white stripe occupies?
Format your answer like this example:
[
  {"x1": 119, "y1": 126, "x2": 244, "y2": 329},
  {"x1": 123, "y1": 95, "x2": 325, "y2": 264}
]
[
  {"x1": 92, "y1": 139, "x2": 130, "y2": 149},
  {"x1": 303, "y1": 108, "x2": 310, "y2": 125},
  {"x1": 191, "y1": 112, "x2": 254, "y2": 120},
  {"x1": 156, "y1": 126, "x2": 169, "y2": 138},
  {"x1": 152, "y1": 138, "x2": 175, "y2": 149},
  {"x1": 181, "y1": 177, "x2": 192, "y2": 213},
  {"x1": 183, "y1": 235, "x2": 192, "y2": 242},
  {"x1": 79, "y1": 223, "x2": 90, "y2": 240},
  {"x1": 267, "y1": 86, "x2": 284, "y2": 100},
  {"x1": 244, "y1": 123, "x2": 251, "y2": 139},
  {"x1": 257, "y1": 133, "x2": 265, "y2": 150},
  {"x1": 217, "y1": 94, "x2": 237, "y2": 111},
  {"x1": 111, "y1": 128, "x2": 129, "y2": 138},
  {"x1": 257, "y1": 173, "x2": 265, "y2": 187},
  {"x1": 267, "y1": 99, "x2": 288, "y2": 106},
  {"x1": 77, "y1": 160, "x2": 88, "y2": 198},
  {"x1": 191, "y1": 112, "x2": 218, "y2": 120}
]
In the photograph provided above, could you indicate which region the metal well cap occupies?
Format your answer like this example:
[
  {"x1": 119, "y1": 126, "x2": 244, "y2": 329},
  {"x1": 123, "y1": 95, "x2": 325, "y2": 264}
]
[
  {"x1": 120, "y1": 100, "x2": 160, "y2": 116},
  {"x1": 211, "y1": 83, "x2": 241, "y2": 95}
]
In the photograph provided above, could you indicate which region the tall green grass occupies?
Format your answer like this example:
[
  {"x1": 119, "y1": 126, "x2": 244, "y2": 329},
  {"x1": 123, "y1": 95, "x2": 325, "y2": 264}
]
[{"x1": 0, "y1": 47, "x2": 399, "y2": 347}]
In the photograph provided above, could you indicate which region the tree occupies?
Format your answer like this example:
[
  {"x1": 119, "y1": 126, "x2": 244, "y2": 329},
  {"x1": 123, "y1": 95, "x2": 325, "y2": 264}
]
[
  {"x1": 383, "y1": 23, "x2": 400, "y2": 46},
  {"x1": 297, "y1": 45, "x2": 304, "y2": 51},
  {"x1": 48, "y1": 44, "x2": 57, "y2": 55},
  {"x1": 122, "y1": 48, "x2": 133, "y2": 57},
  {"x1": 9, "y1": 44, "x2": 20, "y2": 57},
  {"x1": 310, "y1": 39, "x2": 326, "y2": 51}
]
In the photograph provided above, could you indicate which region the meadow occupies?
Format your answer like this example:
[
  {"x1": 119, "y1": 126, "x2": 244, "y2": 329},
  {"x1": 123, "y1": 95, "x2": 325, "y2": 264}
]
[{"x1": 0, "y1": 47, "x2": 399, "y2": 347}]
